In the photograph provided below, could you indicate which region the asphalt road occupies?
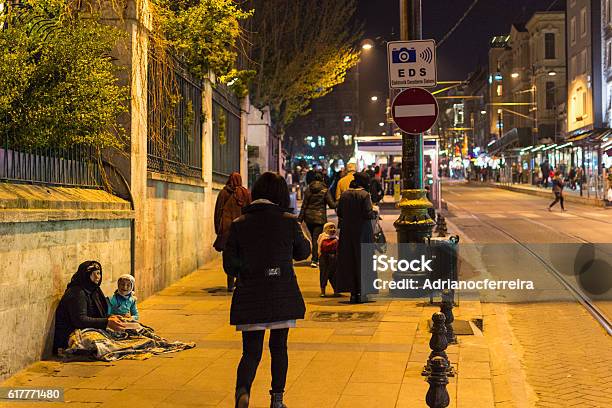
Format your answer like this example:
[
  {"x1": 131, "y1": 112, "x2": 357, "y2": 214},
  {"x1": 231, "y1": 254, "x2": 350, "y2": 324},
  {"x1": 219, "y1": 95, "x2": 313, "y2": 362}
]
[{"x1": 442, "y1": 181, "x2": 612, "y2": 324}]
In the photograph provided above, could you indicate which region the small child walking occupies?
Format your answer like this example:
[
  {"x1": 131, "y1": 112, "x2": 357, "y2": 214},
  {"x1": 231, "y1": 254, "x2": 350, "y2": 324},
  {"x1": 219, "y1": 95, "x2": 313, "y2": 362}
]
[
  {"x1": 317, "y1": 222, "x2": 339, "y2": 297},
  {"x1": 108, "y1": 274, "x2": 139, "y2": 320}
]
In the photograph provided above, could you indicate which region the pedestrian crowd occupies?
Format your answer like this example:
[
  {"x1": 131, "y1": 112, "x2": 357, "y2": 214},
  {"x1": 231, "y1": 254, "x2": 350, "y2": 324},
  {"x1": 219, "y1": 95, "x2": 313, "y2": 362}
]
[
  {"x1": 51, "y1": 164, "x2": 384, "y2": 408},
  {"x1": 211, "y1": 165, "x2": 385, "y2": 407}
]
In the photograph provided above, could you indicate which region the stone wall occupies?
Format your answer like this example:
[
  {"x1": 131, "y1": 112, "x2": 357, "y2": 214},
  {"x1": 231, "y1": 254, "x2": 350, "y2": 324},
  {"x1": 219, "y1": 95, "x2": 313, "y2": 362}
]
[
  {"x1": 139, "y1": 174, "x2": 220, "y2": 298},
  {"x1": 0, "y1": 185, "x2": 132, "y2": 380}
]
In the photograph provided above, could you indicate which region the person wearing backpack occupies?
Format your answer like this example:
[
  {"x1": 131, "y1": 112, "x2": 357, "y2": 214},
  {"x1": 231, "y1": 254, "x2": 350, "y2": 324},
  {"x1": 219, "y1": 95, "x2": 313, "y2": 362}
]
[
  {"x1": 298, "y1": 172, "x2": 337, "y2": 268},
  {"x1": 214, "y1": 172, "x2": 251, "y2": 291}
]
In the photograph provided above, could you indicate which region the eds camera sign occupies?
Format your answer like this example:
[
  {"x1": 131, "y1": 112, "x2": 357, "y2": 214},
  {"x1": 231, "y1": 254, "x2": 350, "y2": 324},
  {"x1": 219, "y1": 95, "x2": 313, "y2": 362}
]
[{"x1": 387, "y1": 40, "x2": 437, "y2": 89}]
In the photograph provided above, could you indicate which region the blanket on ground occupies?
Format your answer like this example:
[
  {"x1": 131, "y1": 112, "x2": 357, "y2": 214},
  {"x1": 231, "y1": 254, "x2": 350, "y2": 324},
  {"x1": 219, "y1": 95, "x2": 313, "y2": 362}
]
[{"x1": 61, "y1": 322, "x2": 195, "y2": 361}]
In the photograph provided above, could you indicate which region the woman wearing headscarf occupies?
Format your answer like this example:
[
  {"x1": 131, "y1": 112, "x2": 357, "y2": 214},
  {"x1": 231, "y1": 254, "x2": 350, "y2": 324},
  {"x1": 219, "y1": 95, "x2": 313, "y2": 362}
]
[
  {"x1": 335, "y1": 172, "x2": 377, "y2": 304},
  {"x1": 53, "y1": 261, "x2": 125, "y2": 352},
  {"x1": 214, "y1": 172, "x2": 252, "y2": 291}
]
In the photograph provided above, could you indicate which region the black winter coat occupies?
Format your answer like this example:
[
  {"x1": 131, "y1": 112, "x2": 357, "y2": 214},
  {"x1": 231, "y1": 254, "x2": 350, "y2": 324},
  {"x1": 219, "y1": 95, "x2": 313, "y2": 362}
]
[
  {"x1": 223, "y1": 202, "x2": 311, "y2": 325},
  {"x1": 335, "y1": 188, "x2": 377, "y2": 293},
  {"x1": 298, "y1": 180, "x2": 337, "y2": 225},
  {"x1": 54, "y1": 264, "x2": 109, "y2": 351}
]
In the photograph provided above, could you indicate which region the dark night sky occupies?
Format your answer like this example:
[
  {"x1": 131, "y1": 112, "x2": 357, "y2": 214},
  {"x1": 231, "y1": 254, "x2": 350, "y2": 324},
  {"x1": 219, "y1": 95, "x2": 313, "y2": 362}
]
[
  {"x1": 355, "y1": 0, "x2": 564, "y2": 133},
  {"x1": 356, "y1": 0, "x2": 565, "y2": 93}
]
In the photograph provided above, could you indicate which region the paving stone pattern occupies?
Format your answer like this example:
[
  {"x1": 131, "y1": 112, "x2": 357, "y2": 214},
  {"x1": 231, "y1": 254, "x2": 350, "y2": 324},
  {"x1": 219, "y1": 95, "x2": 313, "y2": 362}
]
[{"x1": 508, "y1": 303, "x2": 612, "y2": 408}]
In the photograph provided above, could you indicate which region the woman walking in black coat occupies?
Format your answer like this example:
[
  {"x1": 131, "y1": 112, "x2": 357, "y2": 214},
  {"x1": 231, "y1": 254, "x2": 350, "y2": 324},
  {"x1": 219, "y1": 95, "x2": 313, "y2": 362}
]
[
  {"x1": 54, "y1": 261, "x2": 125, "y2": 352},
  {"x1": 335, "y1": 172, "x2": 377, "y2": 304},
  {"x1": 298, "y1": 172, "x2": 337, "y2": 268},
  {"x1": 223, "y1": 172, "x2": 311, "y2": 408}
]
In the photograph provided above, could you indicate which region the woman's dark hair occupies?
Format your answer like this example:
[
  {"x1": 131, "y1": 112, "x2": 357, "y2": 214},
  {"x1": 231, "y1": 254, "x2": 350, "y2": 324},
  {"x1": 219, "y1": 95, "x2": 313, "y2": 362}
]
[{"x1": 252, "y1": 172, "x2": 290, "y2": 208}]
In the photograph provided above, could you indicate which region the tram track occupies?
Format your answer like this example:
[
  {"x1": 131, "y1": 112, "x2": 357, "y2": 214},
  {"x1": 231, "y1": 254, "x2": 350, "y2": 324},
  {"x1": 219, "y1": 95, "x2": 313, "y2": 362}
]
[{"x1": 446, "y1": 199, "x2": 612, "y2": 336}]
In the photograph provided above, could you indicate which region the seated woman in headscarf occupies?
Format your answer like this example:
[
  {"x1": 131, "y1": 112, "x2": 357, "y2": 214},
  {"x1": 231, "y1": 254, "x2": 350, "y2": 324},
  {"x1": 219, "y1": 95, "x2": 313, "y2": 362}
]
[{"x1": 53, "y1": 261, "x2": 125, "y2": 352}]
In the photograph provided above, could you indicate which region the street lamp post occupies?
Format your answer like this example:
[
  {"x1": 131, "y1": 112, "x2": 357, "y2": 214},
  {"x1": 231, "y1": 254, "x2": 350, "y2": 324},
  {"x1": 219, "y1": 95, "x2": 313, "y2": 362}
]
[{"x1": 394, "y1": 0, "x2": 435, "y2": 243}]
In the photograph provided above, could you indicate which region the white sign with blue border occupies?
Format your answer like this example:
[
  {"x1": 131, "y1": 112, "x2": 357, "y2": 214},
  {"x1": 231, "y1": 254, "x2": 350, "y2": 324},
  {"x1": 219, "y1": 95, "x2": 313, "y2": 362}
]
[{"x1": 387, "y1": 40, "x2": 437, "y2": 89}]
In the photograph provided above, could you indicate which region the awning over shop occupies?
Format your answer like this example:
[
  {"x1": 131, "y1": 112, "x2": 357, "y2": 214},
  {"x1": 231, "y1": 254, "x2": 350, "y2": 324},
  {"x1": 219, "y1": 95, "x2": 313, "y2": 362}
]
[
  {"x1": 565, "y1": 129, "x2": 612, "y2": 144},
  {"x1": 487, "y1": 127, "x2": 532, "y2": 155}
]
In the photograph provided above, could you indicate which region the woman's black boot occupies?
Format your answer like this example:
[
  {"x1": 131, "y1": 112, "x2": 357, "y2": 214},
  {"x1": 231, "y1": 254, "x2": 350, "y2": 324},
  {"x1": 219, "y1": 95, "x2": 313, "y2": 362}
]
[
  {"x1": 236, "y1": 387, "x2": 249, "y2": 408},
  {"x1": 270, "y1": 391, "x2": 287, "y2": 408}
]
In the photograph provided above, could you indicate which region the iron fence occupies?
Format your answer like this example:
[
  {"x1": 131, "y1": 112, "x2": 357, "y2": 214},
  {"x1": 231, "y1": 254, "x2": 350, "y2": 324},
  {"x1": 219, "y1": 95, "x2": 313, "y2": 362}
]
[
  {"x1": 0, "y1": 133, "x2": 102, "y2": 188},
  {"x1": 147, "y1": 56, "x2": 203, "y2": 178},
  {"x1": 212, "y1": 83, "x2": 241, "y2": 182}
]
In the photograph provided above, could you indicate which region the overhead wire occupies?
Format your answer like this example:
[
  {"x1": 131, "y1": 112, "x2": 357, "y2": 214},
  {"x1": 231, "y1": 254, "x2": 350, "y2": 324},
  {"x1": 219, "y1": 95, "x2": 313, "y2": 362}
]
[{"x1": 437, "y1": 0, "x2": 480, "y2": 48}]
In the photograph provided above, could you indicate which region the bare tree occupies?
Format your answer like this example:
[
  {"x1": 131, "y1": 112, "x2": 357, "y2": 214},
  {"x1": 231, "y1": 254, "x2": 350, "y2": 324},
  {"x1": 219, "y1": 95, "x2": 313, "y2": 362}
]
[{"x1": 246, "y1": 0, "x2": 361, "y2": 135}]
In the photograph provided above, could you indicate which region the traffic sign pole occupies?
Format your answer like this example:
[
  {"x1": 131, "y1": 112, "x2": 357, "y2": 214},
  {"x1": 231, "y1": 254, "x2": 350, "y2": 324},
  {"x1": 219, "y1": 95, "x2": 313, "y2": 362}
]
[{"x1": 393, "y1": 0, "x2": 436, "y2": 244}]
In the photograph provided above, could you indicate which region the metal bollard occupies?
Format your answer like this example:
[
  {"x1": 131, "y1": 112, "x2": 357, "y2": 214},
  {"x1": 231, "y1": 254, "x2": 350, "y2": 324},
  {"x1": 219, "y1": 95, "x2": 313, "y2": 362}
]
[
  {"x1": 433, "y1": 214, "x2": 442, "y2": 234},
  {"x1": 441, "y1": 290, "x2": 458, "y2": 344},
  {"x1": 422, "y1": 312, "x2": 454, "y2": 377},
  {"x1": 426, "y1": 356, "x2": 450, "y2": 408},
  {"x1": 437, "y1": 215, "x2": 448, "y2": 237}
]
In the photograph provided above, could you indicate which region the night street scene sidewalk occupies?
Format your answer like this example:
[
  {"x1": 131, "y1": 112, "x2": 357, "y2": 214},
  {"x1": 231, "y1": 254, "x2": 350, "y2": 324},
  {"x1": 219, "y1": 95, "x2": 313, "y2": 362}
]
[{"x1": 2, "y1": 1, "x2": 612, "y2": 408}]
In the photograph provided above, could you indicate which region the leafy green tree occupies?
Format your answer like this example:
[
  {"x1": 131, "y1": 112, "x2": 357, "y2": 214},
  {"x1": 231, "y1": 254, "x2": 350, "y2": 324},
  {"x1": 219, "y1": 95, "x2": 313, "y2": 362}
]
[
  {"x1": 154, "y1": 0, "x2": 252, "y2": 80},
  {"x1": 247, "y1": 0, "x2": 361, "y2": 134},
  {"x1": 0, "y1": 1, "x2": 127, "y2": 150}
]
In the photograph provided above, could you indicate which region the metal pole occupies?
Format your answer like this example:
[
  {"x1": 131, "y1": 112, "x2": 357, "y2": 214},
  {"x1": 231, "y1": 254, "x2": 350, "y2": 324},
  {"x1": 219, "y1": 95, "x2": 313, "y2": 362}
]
[
  {"x1": 394, "y1": 0, "x2": 434, "y2": 243},
  {"x1": 402, "y1": 0, "x2": 422, "y2": 189}
]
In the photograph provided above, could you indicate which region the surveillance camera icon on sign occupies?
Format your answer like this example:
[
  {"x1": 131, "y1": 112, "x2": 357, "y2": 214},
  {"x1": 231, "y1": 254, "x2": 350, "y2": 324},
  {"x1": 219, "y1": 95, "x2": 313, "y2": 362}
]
[{"x1": 391, "y1": 47, "x2": 417, "y2": 63}]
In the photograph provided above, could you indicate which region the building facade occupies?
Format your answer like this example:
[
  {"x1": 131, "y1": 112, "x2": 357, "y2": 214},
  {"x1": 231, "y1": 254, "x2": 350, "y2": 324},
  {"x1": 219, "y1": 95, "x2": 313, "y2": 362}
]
[
  {"x1": 284, "y1": 68, "x2": 359, "y2": 169},
  {"x1": 484, "y1": 12, "x2": 566, "y2": 161}
]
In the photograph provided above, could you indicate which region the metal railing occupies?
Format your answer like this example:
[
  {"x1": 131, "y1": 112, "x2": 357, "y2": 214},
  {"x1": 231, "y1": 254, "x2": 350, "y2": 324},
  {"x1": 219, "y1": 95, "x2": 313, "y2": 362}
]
[
  {"x1": 212, "y1": 83, "x2": 241, "y2": 182},
  {"x1": 0, "y1": 133, "x2": 102, "y2": 188},
  {"x1": 147, "y1": 56, "x2": 203, "y2": 178}
]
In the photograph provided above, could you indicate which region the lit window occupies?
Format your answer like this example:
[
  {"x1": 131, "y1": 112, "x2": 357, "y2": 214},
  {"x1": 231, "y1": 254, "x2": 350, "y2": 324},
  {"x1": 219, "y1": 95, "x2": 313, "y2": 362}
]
[
  {"x1": 343, "y1": 134, "x2": 353, "y2": 145},
  {"x1": 317, "y1": 136, "x2": 326, "y2": 147},
  {"x1": 331, "y1": 135, "x2": 339, "y2": 146},
  {"x1": 343, "y1": 115, "x2": 352, "y2": 123},
  {"x1": 496, "y1": 85, "x2": 503, "y2": 97}
]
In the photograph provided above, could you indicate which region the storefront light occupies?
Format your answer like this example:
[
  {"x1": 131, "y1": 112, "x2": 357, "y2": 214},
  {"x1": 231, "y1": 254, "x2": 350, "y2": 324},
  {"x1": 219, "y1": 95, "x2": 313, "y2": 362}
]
[{"x1": 555, "y1": 142, "x2": 572, "y2": 149}]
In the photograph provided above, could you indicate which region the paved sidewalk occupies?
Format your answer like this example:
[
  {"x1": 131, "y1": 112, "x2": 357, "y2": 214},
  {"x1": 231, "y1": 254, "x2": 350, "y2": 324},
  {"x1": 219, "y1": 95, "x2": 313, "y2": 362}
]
[{"x1": 1, "y1": 253, "x2": 495, "y2": 408}]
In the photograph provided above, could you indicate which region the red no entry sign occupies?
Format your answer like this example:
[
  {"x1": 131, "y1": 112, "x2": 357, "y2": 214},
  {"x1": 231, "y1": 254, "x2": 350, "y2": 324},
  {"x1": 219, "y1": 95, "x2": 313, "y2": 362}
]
[{"x1": 391, "y1": 87, "x2": 439, "y2": 134}]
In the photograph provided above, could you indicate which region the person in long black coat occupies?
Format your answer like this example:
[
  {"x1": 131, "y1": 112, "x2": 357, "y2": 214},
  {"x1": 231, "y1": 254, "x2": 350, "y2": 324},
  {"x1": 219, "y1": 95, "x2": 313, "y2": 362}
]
[
  {"x1": 335, "y1": 172, "x2": 377, "y2": 304},
  {"x1": 298, "y1": 172, "x2": 337, "y2": 267},
  {"x1": 53, "y1": 261, "x2": 125, "y2": 352},
  {"x1": 223, "y1": 172, "x2": 311, "y2": 408}
]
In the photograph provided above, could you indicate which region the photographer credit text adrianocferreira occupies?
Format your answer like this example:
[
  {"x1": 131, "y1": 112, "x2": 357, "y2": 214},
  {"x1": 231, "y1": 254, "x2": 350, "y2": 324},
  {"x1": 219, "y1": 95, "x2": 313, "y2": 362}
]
[{"x1": 371, "y1": 255, "x2": 535, "y2": 291}]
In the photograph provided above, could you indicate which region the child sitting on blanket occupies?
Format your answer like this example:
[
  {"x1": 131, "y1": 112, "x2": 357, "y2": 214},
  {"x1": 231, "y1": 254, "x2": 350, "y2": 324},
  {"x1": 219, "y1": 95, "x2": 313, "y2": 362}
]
[{"x1": 108, "y1": 274, "x2": 139, "y2": 321}]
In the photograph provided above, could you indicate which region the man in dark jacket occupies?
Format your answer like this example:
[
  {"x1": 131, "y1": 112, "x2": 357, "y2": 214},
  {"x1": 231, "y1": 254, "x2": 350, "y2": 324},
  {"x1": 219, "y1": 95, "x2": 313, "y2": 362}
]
[
  {"x1": 223, "y1": 172, "x2": 311, "y2": 408},
  {"x1": 298, "y1": 172, "x2": 337, "y2": 267},
  {"x1": 336, "y1": 172, "x2": 377, "y2": 304},
  {"x1": 54, "y1": 261, "x2": 125, "y2": 352}
]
